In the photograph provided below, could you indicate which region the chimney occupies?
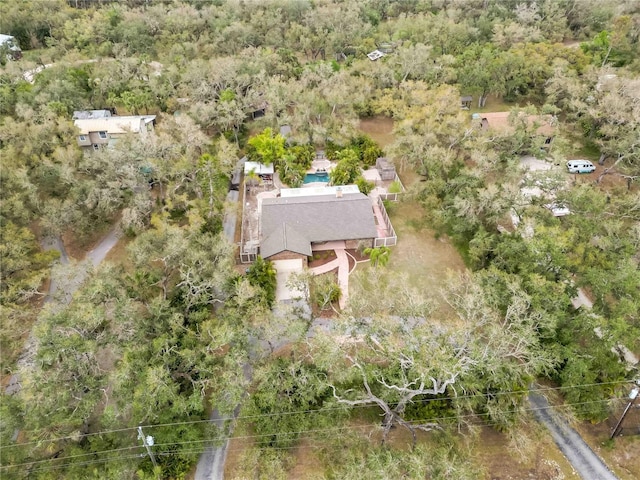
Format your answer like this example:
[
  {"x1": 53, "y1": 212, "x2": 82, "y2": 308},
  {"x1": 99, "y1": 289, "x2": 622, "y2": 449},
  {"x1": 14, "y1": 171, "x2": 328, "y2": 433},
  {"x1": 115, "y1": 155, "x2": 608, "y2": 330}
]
[{"x1": 336, "y1": 187, "x2": 342, "y2": 198}]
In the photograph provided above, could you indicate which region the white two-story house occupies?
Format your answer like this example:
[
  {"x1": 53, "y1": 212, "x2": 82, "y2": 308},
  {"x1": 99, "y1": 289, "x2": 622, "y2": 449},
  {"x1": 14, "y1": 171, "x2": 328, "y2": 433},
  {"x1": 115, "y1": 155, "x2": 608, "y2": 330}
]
[{"x1": 73, "y1": 110, "x2": 156, "y2": 152}]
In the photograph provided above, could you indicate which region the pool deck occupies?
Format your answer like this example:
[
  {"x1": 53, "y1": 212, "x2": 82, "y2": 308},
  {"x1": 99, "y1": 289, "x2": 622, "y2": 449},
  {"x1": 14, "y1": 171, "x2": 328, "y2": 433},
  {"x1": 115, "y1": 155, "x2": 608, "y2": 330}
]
[{"x1": 311, "y1": 159, "x2": 333, "y2": 173}]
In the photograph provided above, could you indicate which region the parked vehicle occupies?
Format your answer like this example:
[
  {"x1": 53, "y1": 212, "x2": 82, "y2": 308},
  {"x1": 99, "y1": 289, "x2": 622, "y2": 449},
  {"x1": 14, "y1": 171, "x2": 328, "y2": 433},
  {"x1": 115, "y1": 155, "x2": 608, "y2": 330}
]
[
  {"x1": 566, "y1": 160, "x2": 595, "y2": 173},
  {"x1": 545, "y1": 203, "x2": 571, "y2": 217}
]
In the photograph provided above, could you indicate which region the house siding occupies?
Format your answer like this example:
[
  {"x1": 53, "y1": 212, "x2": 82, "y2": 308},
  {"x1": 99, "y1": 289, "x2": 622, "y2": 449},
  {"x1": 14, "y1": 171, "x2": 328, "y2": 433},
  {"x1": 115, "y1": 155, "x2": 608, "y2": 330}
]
[
  {"x1": 345, "y1": 239, "x2": 373, "y2": 250},
  {"x1": 265, "y1": 250, "x2": 308, "y2": 266},
  {"x1": 89, "y1": 132, "x2": 110, "y2": 145}
]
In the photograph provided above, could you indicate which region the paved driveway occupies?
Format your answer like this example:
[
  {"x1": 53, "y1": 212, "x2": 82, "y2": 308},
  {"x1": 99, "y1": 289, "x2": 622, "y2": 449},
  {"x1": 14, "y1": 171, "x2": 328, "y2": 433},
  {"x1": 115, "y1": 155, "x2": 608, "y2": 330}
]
[
  {"x1": 529, "y1": 392, "x2": 618, "y2": 480},
  {"x1": 272, "y1": 259, "x2": 306, "y2": 302}
]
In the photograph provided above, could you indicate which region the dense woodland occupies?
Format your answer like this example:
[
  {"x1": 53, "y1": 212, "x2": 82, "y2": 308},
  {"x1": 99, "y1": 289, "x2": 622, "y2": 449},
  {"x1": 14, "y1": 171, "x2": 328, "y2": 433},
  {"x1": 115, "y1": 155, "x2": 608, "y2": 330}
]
[{"x1": 1, "y1": 0, "x2": 639, "y2": 478}]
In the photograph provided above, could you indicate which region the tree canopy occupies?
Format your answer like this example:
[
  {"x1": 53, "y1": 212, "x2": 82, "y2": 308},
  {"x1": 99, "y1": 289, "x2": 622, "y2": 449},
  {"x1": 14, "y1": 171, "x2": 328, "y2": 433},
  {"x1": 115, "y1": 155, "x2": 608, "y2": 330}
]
[{"x1": 1, "y1": 0, "x2": 639, "y2": 478}]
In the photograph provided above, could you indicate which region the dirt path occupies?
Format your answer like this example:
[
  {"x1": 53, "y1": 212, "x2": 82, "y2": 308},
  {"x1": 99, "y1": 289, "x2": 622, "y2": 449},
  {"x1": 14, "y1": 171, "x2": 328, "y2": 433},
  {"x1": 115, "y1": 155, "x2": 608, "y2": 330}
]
[
  {"x1": 85, "y1": 223, "x2": 122, "y2": 266},
  {"x1": 12, "y1": 223, "x2": 123, "y2": 382},
  {"x1": 529, "y1": 392, "x2": 619, "y2": 480},
  {"x1": 40, "y1": 236, "x2": 70, "y2": 303}
]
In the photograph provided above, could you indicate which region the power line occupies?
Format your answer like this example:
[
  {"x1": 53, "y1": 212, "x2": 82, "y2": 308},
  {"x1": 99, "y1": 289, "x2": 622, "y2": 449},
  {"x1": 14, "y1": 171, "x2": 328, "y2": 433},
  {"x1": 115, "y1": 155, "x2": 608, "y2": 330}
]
[
  {"x1": 1, "y1": 379, "x2": 631, "y2": 451},
  {"x1": 2, "y1": 397, "x2": 626, "y2": 472},
  {"x1": 21, "y1": 397, "x2": 628, "y2": 475}
]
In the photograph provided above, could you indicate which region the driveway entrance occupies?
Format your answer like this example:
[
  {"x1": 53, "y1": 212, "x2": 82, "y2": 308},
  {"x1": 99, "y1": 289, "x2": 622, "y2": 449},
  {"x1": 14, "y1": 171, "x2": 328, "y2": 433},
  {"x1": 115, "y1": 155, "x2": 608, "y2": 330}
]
[{"x1": 272, "y1": 258, "x2": 306, "y2": 302}]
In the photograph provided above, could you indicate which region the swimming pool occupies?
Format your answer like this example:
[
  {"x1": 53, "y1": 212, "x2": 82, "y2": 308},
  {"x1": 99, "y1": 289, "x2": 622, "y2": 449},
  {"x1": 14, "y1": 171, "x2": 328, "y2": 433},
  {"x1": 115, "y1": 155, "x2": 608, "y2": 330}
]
[{"x1": 303, "y1": 172, "x2": 329, "y2": 184}]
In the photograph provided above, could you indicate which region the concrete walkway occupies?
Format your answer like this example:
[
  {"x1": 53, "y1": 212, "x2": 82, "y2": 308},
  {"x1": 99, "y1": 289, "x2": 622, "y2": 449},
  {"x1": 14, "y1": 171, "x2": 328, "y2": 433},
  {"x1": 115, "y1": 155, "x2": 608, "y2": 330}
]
[
  {"x1": 309, "y1": 247, "x2": 350, "y2": 309},
  {"x1": 371, "y1": 198, "x2": 390, "y2": 238}
]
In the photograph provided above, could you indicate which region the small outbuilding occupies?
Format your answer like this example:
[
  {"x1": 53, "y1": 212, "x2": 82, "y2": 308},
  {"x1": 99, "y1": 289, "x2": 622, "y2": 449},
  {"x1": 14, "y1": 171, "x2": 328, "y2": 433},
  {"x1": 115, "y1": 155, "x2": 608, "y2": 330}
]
[
  {"x1": 461, "y1": 95, "x2": 473, "y2": 110},
  {"x1": 367, "y1": 50, "x2": 386, "y2": 61},
  {"x1": 376, "y1": 157, "x2": 396, "y2": 181},
  {"x1": 244, "y1": 160, "x2": 274, "y2": 182}
]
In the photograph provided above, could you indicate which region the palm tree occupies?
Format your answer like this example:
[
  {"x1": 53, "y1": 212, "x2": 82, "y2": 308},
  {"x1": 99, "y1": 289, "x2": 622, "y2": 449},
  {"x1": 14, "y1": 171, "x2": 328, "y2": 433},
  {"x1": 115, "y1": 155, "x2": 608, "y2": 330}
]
[
  {"x1": 364, "y1": 246, "x2": 391, "y2": 268},
  {"x1": 246, "y1": 256, "x2": 277, "y2": 306}
]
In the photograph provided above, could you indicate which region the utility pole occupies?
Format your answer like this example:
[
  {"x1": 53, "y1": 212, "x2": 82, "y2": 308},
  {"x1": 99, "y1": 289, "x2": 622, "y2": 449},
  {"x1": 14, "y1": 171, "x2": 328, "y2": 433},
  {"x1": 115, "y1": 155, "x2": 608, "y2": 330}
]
[
  {"x1": 138, "y1": 426, "x2": 158, "y2": 468},
  {"x1": 610, "y1": 386, "x2": 639, "y2": 439}
]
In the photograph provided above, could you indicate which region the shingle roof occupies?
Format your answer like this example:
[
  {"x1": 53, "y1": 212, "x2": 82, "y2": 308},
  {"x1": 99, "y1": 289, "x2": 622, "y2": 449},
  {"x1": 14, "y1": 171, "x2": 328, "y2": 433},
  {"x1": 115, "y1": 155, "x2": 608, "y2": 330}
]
[
  {"x1": 260, "y1": 193, "x2": 377, "y2": 258},
  {"x1": 260, "y1": 223, "x2": 312, "y2": 258}
]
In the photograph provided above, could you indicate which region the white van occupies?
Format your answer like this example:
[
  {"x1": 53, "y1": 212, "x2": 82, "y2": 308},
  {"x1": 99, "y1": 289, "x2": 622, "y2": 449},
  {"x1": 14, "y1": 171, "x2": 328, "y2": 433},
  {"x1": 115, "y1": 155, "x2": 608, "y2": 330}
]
[{"x1": 566, "y1": 160, "x2": 596, "y2": 173}]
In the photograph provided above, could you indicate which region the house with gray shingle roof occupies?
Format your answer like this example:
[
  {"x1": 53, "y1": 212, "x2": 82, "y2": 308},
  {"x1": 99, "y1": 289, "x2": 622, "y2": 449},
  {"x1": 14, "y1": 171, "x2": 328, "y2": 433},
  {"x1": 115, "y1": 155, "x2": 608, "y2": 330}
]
[{"x1": 259, "y1": 192, "x2": 377, "y2": 262}]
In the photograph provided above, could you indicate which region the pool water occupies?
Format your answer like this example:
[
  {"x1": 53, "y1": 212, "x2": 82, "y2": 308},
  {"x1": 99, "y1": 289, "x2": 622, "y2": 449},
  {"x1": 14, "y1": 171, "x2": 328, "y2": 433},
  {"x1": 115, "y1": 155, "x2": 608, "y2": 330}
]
[{"x1": 303, "y1": 172, "x2": 329, "y2": 184}]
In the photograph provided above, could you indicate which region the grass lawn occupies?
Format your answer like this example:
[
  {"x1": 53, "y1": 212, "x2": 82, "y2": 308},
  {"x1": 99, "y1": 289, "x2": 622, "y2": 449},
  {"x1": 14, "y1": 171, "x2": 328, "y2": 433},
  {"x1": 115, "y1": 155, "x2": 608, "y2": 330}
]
[
  {"x1": 222, "y1": 407, "x2": 577, "y2": 480},
  {"x1": 575, "y1": 418, "x2": 640, "y2": 480},
  {"x1": 468, "y1": 94, "x2": 518, "y2": 114},
  {"x1": 358, "y1": 115, "x2": 395, "y2": 148},
  {"x1": 383, "y1": 198, "x2": 467, "y2": 301}
]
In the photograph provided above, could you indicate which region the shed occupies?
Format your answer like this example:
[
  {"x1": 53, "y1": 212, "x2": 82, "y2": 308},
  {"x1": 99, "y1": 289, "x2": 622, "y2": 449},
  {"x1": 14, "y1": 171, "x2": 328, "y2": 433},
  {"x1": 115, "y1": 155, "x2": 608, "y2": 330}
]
[
  {"x1": 376, "y1": 157, "x2": 396, "y2": 181},
  {"x1": 461, "y1": 96, "x2": 473, "y2": 110},
  {"x1": 249, "y1": 99, "x2": 267, "y2": 119}
]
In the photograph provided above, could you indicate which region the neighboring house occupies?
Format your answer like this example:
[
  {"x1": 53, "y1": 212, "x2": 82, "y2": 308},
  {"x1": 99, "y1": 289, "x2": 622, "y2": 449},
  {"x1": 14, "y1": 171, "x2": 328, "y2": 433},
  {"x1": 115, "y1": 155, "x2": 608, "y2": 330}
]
[
  {"x1": 73, "y1": 111, "x2": 156, "y2": 151},
  {"x1": 377, "y1": 42, "x2": 395, "y2": 54},
  {"x1": 0, "y1": 34, "x2": 21, "y2": 60},
  {"x1": 259, "y1": 190, "x2": 377, "y2": 263},
  {"x1": 477, "y1": 111, "x2": 557, "y2": 145}
]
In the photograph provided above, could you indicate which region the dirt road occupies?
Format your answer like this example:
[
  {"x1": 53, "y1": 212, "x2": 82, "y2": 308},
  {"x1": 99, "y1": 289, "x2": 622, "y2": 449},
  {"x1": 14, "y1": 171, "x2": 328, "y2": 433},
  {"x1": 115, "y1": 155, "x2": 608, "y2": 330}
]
[{"x1": 13, "y1": 224, "x2": 122, "y2": 375}]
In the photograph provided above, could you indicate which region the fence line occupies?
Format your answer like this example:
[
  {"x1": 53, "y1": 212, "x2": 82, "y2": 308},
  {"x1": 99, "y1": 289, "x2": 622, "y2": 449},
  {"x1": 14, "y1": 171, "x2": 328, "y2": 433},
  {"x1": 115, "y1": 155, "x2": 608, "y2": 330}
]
[
  {"x1": 374, "y1": 196, "x2": 397, "y2": 247},
  {"x1": 376, "y1": 174, "x2": 405, "y2": 201}
]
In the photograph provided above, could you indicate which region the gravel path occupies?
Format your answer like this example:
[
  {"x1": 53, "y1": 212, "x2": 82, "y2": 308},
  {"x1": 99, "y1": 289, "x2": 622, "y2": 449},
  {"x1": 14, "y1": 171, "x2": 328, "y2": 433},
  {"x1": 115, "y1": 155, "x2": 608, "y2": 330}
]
[{"x1": 529, "y1": 392, "x2": 618, "y2": 480}]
